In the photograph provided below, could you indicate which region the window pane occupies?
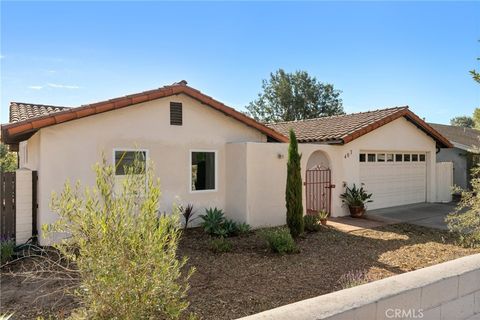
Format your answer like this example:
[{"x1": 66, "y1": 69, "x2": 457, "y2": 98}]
[
  {"x1": 377, "y1": 153, "x2": 385, "y2": 162},
  {"x1": 395, "y1": 154, "x2": 403, "y2": 162},
  {"x1": 419, "y1": 154, "x2": 426, "y2": 162},
  {"x1": 412, "y1": 154, "x2": 419, "y2": 161},
  {"x1": 115, "y1": 151, "x2": 146, "y2": 175},
  {"x1": 359, "y1": 153, "x2": 366, "y2": 162},
  {"x1": 367, "y1": 153, "x2": 376, "y2": 162},
  {"x1": 387, "y1": 154, "x2": 394, "y2": 162},
  {"x1": 404, "y1": 154, "x2": 411, "y2": 162},
  {"x1": 192, "y1": 152, "x2": 216, "y2": 191}
]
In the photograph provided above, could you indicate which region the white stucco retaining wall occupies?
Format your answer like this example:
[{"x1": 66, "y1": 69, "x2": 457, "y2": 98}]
[{"x1": 239, "y1": 254, "x2": 480, "y2": 320}]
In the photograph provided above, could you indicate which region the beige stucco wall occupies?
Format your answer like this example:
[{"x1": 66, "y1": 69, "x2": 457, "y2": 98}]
[
  {"x1": 21, "y1": 93, "x2": 267, "y2": 244},
  {"x1": 339, "y1": 117, "x2": 437, "y2": 207},
  {"x1": 21, "y1": 104, "x2": 439, "y2": 241},
  {"x1": 226, "y1": 117, "x2": 438, "y2": 228},
  {"x1": 226, "y1": 142, "x2": 344, "y2": 227}
]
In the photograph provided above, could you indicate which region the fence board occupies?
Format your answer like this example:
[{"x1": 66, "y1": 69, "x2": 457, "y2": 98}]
[{"x1": 1, "y1": 172, "x2": 16, "y2": 240}]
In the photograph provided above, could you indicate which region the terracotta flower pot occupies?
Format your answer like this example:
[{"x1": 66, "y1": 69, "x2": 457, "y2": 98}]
[
  {"x1": 348, "y1": 205, "x2": 365, "y2": 218},
  {"x1": 320, "y1": 219, "x2": 327, "y2": 226}
]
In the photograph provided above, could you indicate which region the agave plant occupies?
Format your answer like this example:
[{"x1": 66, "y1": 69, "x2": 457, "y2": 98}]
[
  {"x1": 199, "y1": 207, "x2": 226, "y2": 236},
  {"x1": 222, "y1": 219, "x2": 239, "y2": 236},
  {"x1": 236, "y1": 222, "x2": 251, "y2": 235},
  {"x1": 199, "y1": 208, "x2": 247, "y2": 237},
  {"x1": 318, "y1": 210, "x2": 329, "y2": 220},
  {"x1": 339, "y1": 184, "x2": 373, "y2": 207}
]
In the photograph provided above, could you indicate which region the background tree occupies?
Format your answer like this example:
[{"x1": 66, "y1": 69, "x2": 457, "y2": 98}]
[
  {"x1": 472, "y1": 70, "x2": 480, "y2": 84},
  {"x1": 285, "y1": 129, "x2": 304, "y2": 238},
  {"x1": 469, "y1": 42, "x2": 479, "y2": 129},
  {"x1": 0, "y1": 143, "x2": 17, "y2": 172},
  {"x1": 247, "y1": 69, "x2": 344, "y2": 122},
  {"x1": 450, "y1": 116, "x2": 475, "y2": 128},
  {"x1": 473, "y1": 108, "x2": 480, "y2": 129},
  {"x1": 470, "y1": 40, "x2": 479, "y2": 84}
]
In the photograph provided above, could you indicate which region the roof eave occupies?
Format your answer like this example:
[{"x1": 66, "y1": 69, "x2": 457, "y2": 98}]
[
  {"x1": 1, "y1": 84, "x2": 288, "y2": 145},
  {"x1": 451, "y1": 142, "x2": 480, "y2": 153},
  {"x1": 340, "y1": 108, "x2": 453, "y2": 148}
]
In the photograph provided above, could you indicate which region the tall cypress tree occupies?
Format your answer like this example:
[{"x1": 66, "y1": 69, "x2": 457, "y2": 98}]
[{"x1": 286, "y1": 129, "x2": 304, "y2": 238}]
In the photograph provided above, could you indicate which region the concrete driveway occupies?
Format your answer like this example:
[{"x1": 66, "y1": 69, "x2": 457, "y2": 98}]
[{"x1": 368, "y1": 202, "x2": 456, "y2": 230}]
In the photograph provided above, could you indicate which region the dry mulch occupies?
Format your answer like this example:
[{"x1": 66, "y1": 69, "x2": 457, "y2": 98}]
[{"x1": 1, "y1": 223, "x2": 479, "y2": 319}]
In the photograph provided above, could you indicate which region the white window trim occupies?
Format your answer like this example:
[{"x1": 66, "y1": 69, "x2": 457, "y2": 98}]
[
  {"x1": 189, "y1": 149, "x2": 218, "y2": 194},
  {"x1": 112, "y1": 148, "x2": 149, "y2": 175},
  {"x1": 360, "y1": 151, "x2": 427, "y2": 164}
]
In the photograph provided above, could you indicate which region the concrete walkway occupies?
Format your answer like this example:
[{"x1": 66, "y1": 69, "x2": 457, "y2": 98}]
[
  {"x1": 368, "y1": 202, "x2": 456, "y2": 230},
  {"x1": 328, "y1": 216, "x2": 396, "y2": 232}
]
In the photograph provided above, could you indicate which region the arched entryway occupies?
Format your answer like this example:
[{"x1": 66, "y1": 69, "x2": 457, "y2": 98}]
[{"x1": 305, "y1": 150, "x2": 333, "y2": 215}]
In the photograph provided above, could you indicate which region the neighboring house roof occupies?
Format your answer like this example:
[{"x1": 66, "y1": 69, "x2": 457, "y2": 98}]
[
  {"x1": 9, "y1": 102, "x2": 70, "y2": 123},
  {"x1": 428, "y1": 123, "x2": 480, "y2": 152},
  {"x1": 1, "y1": 81, "x2": 288, "y2": 146},
  {"x1": 267, "y1": 106, "x2": 452, "y2": 148}
]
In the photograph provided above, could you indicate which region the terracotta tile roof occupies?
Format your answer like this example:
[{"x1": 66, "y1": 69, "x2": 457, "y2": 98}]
[
  {"x1": 9, "y1": 102, "x2": 70, "y2": 123},
  {"x1": 1, "y1": 81, "x2": 288, "y2": 146},
  {"x1": 267, "y1": 106, "x2": 452, "y2": 148},
  {"x1": 429, "y1": 123, "x2": 480, "y2": 152}
]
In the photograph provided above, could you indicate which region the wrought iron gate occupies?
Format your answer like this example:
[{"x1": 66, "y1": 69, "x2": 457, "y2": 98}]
[{"x1": 305, "y1": 166, "x2": 333, "y2": 215}]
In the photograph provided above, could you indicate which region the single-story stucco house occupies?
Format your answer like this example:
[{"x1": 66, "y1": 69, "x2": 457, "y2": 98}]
[
  {"x1": 428, "y1": 123, "x2": 480, "y2": 190},
  {"x1": 1, "y1": 81, "x2": 453, "y2": 245}
]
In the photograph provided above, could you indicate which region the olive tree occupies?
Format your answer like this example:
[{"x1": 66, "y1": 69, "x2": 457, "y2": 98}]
[{"x1": 45, "y1": 156, "x2": 193, "y2": 319}]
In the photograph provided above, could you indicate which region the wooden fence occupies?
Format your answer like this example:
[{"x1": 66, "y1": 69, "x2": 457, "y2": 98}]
[{"x1": 0, "y1": 172, "x2": 16, "y2": 240}]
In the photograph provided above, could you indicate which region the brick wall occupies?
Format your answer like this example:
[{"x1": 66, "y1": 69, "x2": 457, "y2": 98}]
[{"x1": 239, "y1": 254, "x2": 480, "y2": 320}]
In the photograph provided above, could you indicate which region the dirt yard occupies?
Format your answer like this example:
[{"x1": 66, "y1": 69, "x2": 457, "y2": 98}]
[{"x1": 1, "y1": 223, "x2": 479, "y2": 319}]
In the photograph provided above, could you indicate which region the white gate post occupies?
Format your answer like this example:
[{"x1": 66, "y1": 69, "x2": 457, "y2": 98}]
[
  {"x1": 15, "y1": 169, "x2": 33, "y2": 245},
  {"x1": 436, "y1": 162, "x2": 453, "y2": 203}
]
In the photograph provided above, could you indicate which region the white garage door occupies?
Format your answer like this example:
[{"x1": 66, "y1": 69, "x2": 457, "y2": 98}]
[{"x1": 359, "y1": 152, "x2": 427, "y2": 210}]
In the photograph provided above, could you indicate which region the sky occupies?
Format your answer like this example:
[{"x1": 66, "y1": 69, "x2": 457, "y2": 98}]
[{"x1": 1, "y1": 1, "x2": 479, "y2": 125}]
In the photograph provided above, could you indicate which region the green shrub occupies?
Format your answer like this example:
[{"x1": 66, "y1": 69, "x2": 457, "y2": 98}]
[
  {"x1": 237, "y1": 222, "x2": 252, "y2": 235},
  {"x1": 446, "y1": 166, "x2": 480, "y2": 247},
  {"x1": 209, "y1": 238, "x2": 233, "y2": 253},
  {"x1": 261, "y1": 228, "x2": 297, "y2": 254},
  {"x1": 304, "y1": 214, "x2": 321, "y2": 232},
  {"x1": 0, "y1": 238, "x2": 15, "y2": 264},
  {"x1": 286, "y1": 129, "x2": 304, "y2": 238},
  {"x1": 46, "y1": 156, "x2": 193, "y2": 319}
]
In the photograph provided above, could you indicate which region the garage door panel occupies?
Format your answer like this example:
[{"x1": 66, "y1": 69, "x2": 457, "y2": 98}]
[{"x1": 359, "y1": 152, "x2": 427, "y2": 210}]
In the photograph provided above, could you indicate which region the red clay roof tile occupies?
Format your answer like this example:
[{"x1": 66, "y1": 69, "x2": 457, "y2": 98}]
[
  {"x1": 1, "y1": 82, "x2": 288, "y2": 145},
  {"x1": 267, "y1": 107, "x2": 452, "y2": 148},
  {"x1": 9, "y1": 102, "x2": 70, "y2": 123}
]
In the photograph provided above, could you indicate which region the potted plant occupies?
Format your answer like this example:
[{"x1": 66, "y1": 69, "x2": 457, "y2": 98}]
[
  {"x1": 339, "y1": 184, "x2": 373, "y2": 218},
  {"x1": 318, "y1": 210, "x2": 329, "y2": 225}
]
